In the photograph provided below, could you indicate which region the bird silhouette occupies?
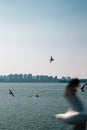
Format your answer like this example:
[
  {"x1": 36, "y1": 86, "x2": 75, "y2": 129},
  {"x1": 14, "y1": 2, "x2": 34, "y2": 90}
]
[
  {"x1": 81, "y1": 83, "x2": 87, "y2": 92},
  {"x1": 9, "y1": 89, "x2": 15, "y2": 97},
  {"x1": 50, "y1": 56, "x2": 54, "y2": 63}
]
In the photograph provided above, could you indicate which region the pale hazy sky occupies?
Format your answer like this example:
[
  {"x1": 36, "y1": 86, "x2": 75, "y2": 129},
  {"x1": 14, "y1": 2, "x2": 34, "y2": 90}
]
[{"x1": 0, "y1": 0, "x2": 87, "y2": 78}]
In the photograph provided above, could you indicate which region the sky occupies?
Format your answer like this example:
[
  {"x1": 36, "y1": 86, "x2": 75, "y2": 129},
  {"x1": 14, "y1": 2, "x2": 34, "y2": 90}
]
[{"x1": 0, "y1": 0, "x2": 87, "y2": 78}]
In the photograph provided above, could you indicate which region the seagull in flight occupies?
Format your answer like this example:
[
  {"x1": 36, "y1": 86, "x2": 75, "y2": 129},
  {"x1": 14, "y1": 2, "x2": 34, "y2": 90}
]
[
  {"x1": 9, "y1": 89, "x2": 15, "y2": 97},
  {"x1": 27, "y1": 90, "x2": 47, "y2": 99},
  {"x1": 35, "y1": 90, "x2": 46, "y2": 97},
  {"x1": 81, "y1": 83, "x2": 87, "y2": 92},
  {"x1": 53, "y1": 78, "x2": 87, "y2": 130},
  {"x1": 50, "y1": 56, "x2": 54, "y2": 63}
]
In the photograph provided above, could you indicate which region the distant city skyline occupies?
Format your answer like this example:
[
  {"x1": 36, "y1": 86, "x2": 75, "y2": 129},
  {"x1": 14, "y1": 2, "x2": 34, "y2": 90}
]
[
  {"x1": 0, "y1": 0, "x2": 87, "y2": 78},
  {"x1": 0, "y1": 73, "x2": 86, "y2": 83}
]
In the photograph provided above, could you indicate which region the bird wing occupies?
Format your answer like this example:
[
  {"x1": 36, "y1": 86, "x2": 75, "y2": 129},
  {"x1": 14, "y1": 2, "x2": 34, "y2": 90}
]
[
  {"x1": 81, "y1": 83, "x2": 87, "y2": 92},
  {"x1": 35, "y1": 90, "x2": 47, "y2": 95},
  {"x1": 9, "y1": 89, "x2": 15, "y2": 97},
  {"x1": 27, "y1": 94, "x2": 35, "y2": 98},
  {"x1": 11, "y1": 92, "x2": 15, "y2": 97}
]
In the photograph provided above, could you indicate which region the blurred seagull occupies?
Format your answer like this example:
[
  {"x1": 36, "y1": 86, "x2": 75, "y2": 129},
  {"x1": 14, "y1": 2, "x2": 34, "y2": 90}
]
[
  {"x1": 81, "y1": 83, "x2": 87, "y2": 92},
  {"x1": 9, "y1": 89, "x2": 15, "y2": 97},
  {"x1": 50, "y1": 56, "x2": 54, "y2": 63},
  {"x1": 53, "y1": 78, "x2": 87, "y2": 130}
]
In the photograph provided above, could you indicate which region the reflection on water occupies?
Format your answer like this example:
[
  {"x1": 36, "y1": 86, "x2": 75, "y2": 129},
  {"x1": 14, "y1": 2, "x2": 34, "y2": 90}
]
[{"x1": 0, "y1": 83, "x2": 86, "y2": 130}]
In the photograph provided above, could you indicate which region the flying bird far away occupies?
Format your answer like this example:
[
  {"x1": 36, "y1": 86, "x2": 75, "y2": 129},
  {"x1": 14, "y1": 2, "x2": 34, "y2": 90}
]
[
  {"x1": 50, "y1": 56, "x2": 54, "y2": 63},
  {"x1": 35, "y1": 90, "x2": 47, "y2": 97},
  {"x1": 9, "y1": 89, "x2": 15, "y2": 97},
  {"x1": 27, "y1": 90, "x2": 47, "y2": 99},
  {"x1": 81, "y1": 83, "x2": 87, "y2": 92}
]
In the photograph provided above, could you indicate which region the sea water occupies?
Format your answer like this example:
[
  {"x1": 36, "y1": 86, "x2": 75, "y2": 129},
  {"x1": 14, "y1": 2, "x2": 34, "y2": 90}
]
[{"x1": 0, "y1": 83, "x2": 86, "y2": 130}]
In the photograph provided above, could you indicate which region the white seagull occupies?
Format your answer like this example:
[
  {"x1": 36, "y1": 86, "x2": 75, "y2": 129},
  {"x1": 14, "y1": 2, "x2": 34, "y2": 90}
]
[{"x1": 53, "y1": 78, "x2": 87, "y2": 130}]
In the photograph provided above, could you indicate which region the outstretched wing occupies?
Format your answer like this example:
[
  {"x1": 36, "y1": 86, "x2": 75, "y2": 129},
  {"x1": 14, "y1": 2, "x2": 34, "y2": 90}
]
[
  {"x1": 81, "y1": 83, "x2": 87, "y2": 92},
  {"x1": 9, "y1": 89, "x2": 15, "y2": 97},
  {"x1": 35, "y1": 90, "x2": 47, "y2": 97}
]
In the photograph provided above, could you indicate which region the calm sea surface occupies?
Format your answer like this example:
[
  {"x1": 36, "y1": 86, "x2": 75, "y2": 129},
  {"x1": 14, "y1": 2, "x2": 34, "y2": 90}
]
[{"x1": 0, "y1": 83, "x2": 86, "y2": 130}]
